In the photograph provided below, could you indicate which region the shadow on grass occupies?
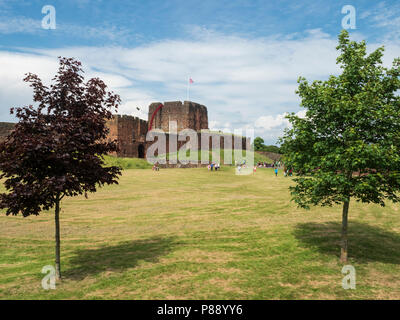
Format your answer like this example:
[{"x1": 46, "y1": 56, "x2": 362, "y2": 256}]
[
  {"x1": 294, "y1": 221, "x2": 400, "y2": 264},
  {"x1": 65, "y1": 237, "x2": 175, "y2": 279}
]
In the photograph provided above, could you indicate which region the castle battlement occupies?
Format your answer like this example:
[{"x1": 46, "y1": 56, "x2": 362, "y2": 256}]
[
  {"x1": 148, "y1": 101, "x2": 208, "y2": 132},
  {"x1": 106, "y1": 101, "x2": 248, "y2": 159}
]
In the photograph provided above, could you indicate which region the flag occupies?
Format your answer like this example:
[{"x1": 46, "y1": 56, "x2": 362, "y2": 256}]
[{"x1": 189, "y1": 78, "x2": 194, "y2": 84}]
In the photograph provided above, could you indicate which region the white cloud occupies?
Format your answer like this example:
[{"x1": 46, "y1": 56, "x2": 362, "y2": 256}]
[
  {"x1": 0, "y1": 16, "x2": 40, "y2": 34},
  {"x1": 296, "y1": 109, "x2": 307, "y2": 119},
  {"x1": 253, "y1": 109, "x2": 307, "y2": 143},
  {"x1": 255, "y1": 113, "x2": 289, "y2": 131},
  {"x1": 209, "y1": 120, "x2": 232, "y2": 133},
  {"x1": 0, "y1": 14, "x2": 135, "y2": 43},
  {"x1": 359, "y1": 2, "x2": 400, "y2": 42},
  {"x1": 0, "y1": 51, "x2": 59, "y2": 119}
]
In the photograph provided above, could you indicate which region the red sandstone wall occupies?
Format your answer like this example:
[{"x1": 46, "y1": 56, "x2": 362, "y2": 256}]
[
  {"x1": 106, "y1": 115, "x2": 148, "y2": 158},
  {"x1": 150, "y1": 132, "x2": 249, "y2": 156},
  {"x1": 106, "y1": 101, "x2": 250, "y2": 160},
  {"x1": 0, "y1": 122, "x2": 15, "y2": 142},
  {"x1": 148, "y1": 101, "x2": 208, "y2": 132}
]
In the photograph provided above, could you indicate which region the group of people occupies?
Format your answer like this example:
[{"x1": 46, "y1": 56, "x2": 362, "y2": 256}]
[
  {"x1": 283, "y1": 167, "x2": 293, "y2": 177},
  {"x1": 204, "y1": 159, "x2": 293, "y2": 176},
  {"x1": 208, "y1": 162, "x2": 221, "y2": 171},
  {"x1": 256, "y1": 162, "x2": 274, "y2": 168},
  {"x1": 153, "y1": 160, "x2": 292, "y2": 176},
  {"x1": 274, "y1": 165, "x2": 293, "y2": 177},
  {"x1": 235, "y1": 160, "x2": 247, "y2": 174},
  {"x1": 262, "y1": 160, "x2": 293, "y2": 177}
]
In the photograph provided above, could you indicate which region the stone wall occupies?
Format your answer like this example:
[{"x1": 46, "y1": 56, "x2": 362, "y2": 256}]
[
  {"x1": 0, "y1": 106, "x2": 251, "y2": 164},
  {"x1": 256, "y1": 151, "x2": 282, "y2": 162},
  {"x1": 106, "y1": 101, "x2": 250, "y2": 161},
  {"x1": 105, "y1": 115, "x2": 148, "y2": 158},
  {"x1": 0, "y1": 122, "x2": 15, "y2": 142},
  {"x1": 149, "y1": 131, "x2": 250, "y2": 157},
  {"x1": 148, "y1": 101, "x2": 208, "y2": 132}
]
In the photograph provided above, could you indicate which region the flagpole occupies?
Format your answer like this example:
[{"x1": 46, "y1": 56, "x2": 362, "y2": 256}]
[{"x1": 187, "y1": 79, "x2": 190, "y2": 101}]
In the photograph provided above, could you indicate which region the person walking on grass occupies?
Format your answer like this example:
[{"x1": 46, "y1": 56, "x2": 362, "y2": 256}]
[{"x1": 274, "y1": 167, "x2": 278, "y2": 177}]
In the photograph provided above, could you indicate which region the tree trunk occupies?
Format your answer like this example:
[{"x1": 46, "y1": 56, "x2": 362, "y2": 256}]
[
  {"x1": 340, "y1": 199, "x2": 350, "y2": 263},
  {"x1": 55, "y1": 194, "x2": 61, "y2": 280}
]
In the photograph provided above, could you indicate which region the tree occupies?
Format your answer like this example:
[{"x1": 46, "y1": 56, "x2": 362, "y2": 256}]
[
  {"x1": 0, "y1": 57, "x2": 122, "y2": 279},
  {"x1": 279, "y1": 30, "x2": 400, "y2": 263},
  {"x1": 253, "y1": 137, "x2": 282, "y2": 153},
  {"x1": 253, "y1": 137, "x2": 265, "y2": 151}
]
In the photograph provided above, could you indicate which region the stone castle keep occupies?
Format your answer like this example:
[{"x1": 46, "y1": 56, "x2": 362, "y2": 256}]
[
  {"x1": 148, "y1": 101, "x2": 208, "y2": 132},
  {"x1": 106, "y1": 100, "x2": 249, "y2": 159},
  {"x1": 0, "y1": 101, "x2": 249, "y2": 161}
]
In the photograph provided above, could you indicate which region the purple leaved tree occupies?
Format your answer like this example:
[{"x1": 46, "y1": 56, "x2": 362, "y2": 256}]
[{"x1": 0, "y1": 57, "x2": 122, "y2": 280}]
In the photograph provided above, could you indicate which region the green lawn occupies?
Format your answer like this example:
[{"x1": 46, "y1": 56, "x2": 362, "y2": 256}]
[
  {"x1": 1, "y1": 166, "x2": 400, "y2": 299},
  {"x1": 102, "y1": 155, "x2": 154, "y2": 169}
]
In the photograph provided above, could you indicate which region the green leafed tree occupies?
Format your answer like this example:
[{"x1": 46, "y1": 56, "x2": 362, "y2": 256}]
[
  {"x1": 253, "y1": 136, "x2": 266, "y2": 151},
  {"x1": 279, "y1": 30, "x2": 400, "y2": 262}
]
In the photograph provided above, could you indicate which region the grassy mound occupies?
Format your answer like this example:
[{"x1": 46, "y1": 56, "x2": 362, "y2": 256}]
[
  {"x1": 154, "y1": 149, "x2": 274, "y2": 165},
  {"x1": 103, "y1": 150, "x2": 273, "y2": 170},
  {"x1": 102, "y1": 155, "x2": 152, "y2": 170}
]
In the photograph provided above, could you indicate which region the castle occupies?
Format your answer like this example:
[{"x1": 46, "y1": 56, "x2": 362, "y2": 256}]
[
  {"x1": 106, "y1": 101, "x2": 249, "y2": 160},
  {"x1": 0, "y1": 101, "x2": 250, "y2": 163}
]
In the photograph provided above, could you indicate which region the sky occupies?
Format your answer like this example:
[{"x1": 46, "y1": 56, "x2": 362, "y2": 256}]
[{"x1": 0, "y1": 0, "x2": 399, "y2": 144}]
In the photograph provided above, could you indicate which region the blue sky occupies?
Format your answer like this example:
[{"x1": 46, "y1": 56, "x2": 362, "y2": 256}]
[{"x1": 0, "y1": 0, "x2": 399, "y2": 143}]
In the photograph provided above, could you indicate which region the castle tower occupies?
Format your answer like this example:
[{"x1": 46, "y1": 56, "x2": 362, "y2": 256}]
[{"x1": 148, "y1": 101, "x2": 208, "y2": 132}]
